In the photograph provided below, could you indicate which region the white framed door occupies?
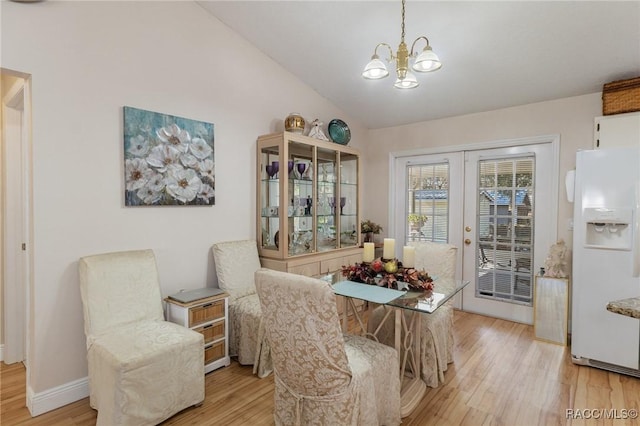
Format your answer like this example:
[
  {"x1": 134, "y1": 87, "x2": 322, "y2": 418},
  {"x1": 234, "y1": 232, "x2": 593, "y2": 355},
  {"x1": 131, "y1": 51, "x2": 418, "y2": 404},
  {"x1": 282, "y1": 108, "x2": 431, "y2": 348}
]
[
  {"x1": 391, "y1": 136, "x2": 558, "y2": 323},
  {"x1": 461, "y1": 142, "x2": 557, "y2": 323}
]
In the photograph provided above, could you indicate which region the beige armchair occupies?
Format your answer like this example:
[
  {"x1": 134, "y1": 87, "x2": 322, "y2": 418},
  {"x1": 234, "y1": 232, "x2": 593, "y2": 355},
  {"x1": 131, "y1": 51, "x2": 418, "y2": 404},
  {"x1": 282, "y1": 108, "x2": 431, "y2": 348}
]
[
  {"x1": 255, "y1": 269, "x2": 401, "y2": 426},
  {"x1": 78, "y1": 249, "x2": 204, "y2": 426},
  {"x1": 211, "y1": 240, "x2": 271, "y2": 377},
  {"x1": 368, "y1": 241, "x2": 458, "y2": 388}
]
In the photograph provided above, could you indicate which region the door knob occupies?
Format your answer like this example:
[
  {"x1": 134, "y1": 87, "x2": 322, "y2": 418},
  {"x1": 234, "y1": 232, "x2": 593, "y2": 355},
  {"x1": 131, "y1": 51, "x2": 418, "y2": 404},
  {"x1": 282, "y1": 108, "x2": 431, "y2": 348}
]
[
  {"x1": 465, "y1": 226, "x2": 472, "y2": 232},
  {"x1": 464, "y1": 239, "x2": 472, "y2": 245}
]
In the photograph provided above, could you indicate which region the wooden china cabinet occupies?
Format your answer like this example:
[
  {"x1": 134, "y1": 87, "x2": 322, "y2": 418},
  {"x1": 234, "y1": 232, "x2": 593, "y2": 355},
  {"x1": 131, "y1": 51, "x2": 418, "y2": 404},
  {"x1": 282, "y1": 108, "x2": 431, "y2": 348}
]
[{"x1": 256, "y1": 131, "x2": 362, "y2": 277}]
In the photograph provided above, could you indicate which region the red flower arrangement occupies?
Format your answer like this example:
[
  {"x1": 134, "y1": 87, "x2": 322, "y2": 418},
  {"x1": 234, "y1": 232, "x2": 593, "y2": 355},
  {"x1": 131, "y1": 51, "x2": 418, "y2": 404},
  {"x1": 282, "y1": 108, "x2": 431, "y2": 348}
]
[{"x1": 341, "y1": 258, "x2": 434, "y2": 291}]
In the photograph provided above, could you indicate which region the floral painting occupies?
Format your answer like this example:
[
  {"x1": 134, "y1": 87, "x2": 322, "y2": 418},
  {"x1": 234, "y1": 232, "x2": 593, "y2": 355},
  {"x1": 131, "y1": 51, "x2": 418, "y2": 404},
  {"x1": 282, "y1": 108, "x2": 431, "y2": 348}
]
[{"x1": 123, "y1": 106, "x2": 215, "y2": 206}]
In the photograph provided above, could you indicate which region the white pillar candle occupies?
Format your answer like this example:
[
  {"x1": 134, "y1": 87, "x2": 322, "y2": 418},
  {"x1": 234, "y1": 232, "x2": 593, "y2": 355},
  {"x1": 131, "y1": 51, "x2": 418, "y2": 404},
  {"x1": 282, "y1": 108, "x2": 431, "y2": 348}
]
[
  {"x1": 363, "y1": 242, "x2": 375, "y2": 263},
  {"x1": 383, "y1": 238, "x2": 395, "y2": 259},
  {"x1": 403, "y1": 246, "x2": 416, "y2": 268}
]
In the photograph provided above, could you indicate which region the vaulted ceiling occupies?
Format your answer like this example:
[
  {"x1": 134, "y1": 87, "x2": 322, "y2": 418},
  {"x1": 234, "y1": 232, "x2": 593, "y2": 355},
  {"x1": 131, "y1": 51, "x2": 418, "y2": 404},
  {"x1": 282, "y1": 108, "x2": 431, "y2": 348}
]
[{"x1": 199, "y1": 1, "x2": 640, "y2": 129}]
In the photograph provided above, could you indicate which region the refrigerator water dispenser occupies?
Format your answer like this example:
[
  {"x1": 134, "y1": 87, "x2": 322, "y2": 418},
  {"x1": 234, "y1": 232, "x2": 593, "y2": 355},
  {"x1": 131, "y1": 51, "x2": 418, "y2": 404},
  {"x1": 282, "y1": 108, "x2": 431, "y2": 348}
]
[{"x1": 583, "y1": 207, "x2": 633, "y2": 250}]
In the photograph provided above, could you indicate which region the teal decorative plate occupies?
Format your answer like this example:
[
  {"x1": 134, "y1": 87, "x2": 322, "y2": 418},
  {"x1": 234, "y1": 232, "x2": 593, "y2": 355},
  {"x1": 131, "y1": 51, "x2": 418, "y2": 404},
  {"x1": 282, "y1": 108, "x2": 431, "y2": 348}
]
[{"x1": 328, "y1": 119, "x2": 351, "y2": 145}]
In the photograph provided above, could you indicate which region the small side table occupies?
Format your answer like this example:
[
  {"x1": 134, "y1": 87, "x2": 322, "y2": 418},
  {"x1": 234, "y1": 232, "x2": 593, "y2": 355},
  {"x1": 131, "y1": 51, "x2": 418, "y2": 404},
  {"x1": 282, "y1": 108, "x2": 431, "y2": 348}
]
[{"x1": 166, "y1": 291, "x2": 230, "y2": 373}]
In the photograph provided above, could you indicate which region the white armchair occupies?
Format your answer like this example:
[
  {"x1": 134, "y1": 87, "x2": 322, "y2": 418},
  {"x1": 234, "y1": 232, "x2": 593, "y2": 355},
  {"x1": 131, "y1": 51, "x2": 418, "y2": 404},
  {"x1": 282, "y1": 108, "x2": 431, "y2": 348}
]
[
  {"x1": 368, "y1": 241, "x2": 458, "y2": 388},
  {"x1": 212, "y1": 240, "x2": 271, "y2": 377},
  {"x1": 78, "y1": 249, "x2": 204, "y2": 426},
  {"x1": 255, "y1": 269, "x2": 401, "y2": 425}
]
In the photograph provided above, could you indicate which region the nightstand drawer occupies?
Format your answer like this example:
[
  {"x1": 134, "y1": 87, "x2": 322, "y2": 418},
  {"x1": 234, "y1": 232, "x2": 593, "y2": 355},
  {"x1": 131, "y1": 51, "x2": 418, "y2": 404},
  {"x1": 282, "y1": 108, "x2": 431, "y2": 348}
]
[
  {"x1": 166, "y1": 290, "x2": 230, "y2": 373},
  {"x1": 194, "y1": 320, "x2": 225, "y2": 344},
  {"x1": 204, "y1": 341, "x2": 226, "y2": 364},
  {"x1": 189, "y1": 299, "x2": 225, "y2": 327}
]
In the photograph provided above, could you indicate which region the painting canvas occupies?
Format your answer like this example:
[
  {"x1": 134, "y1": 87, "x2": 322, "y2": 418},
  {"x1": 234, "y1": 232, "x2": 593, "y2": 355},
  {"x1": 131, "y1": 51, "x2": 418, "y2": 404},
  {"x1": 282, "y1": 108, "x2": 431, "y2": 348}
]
[{"x1": 123, "y1": 106, "x2": 215, "y2": 206}]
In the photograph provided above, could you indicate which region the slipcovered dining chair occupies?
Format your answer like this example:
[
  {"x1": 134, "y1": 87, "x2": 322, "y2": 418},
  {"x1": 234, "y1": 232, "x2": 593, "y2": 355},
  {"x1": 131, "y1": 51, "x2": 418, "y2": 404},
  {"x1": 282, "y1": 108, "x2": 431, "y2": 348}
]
[
  {"x1": 368, "y1": 241, "x2": 458, "y2": 388},
  {"x1": 212, "y1": 239, "x2": 271, "y2": 377},
  {"x1": 78, "y1": 249, "x2": 204, "y2": 426},
  {"x1": 255, "y1": 268, "x2": 401, "y2": 426}
]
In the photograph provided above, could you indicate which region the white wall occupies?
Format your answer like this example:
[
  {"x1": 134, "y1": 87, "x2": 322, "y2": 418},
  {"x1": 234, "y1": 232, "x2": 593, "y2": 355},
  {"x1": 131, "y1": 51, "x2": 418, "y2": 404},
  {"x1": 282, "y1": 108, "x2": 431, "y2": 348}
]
[
  {"x1": 1, "y1": 0, "x2": 366, "y2": 407},
  {"x1": 361, "y1": 93, "x2": 601, "y2": 250}
]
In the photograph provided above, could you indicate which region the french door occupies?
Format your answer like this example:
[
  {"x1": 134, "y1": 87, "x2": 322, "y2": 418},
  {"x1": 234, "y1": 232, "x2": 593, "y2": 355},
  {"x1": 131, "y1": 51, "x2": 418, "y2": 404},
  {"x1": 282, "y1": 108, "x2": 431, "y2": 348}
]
[{"x1": 392, "y1": 138, "x2": 557, "y2": 323}]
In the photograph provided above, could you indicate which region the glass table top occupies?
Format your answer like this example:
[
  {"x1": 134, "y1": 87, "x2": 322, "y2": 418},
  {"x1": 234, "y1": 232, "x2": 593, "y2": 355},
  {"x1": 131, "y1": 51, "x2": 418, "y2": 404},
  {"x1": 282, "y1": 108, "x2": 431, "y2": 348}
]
[{"x1": 317, "y1": 271, "x2": 470, "y2": 315}]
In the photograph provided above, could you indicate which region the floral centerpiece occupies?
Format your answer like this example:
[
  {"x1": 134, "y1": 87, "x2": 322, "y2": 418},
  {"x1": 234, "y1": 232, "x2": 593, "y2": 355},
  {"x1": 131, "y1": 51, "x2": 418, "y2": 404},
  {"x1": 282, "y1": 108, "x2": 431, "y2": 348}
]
[{"x1": 342, "y1": 258, "x2": 434, "y2": 292}]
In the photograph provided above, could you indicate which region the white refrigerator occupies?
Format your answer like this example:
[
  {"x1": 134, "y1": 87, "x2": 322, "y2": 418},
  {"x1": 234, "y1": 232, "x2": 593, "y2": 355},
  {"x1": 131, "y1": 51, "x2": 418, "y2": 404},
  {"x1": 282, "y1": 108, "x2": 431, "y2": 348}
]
[{"x1": 571, "y1": 147, "x2": 640, "y2": 374}]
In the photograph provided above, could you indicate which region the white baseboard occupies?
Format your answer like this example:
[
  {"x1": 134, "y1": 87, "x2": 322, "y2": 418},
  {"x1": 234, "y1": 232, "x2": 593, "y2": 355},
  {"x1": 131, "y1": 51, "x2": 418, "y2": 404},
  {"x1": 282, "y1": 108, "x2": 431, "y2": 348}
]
[
  {"x1": 27, "y1": 376, "x2": 89, "y2": 417},
  {"x1": 0, "y1": 344, "x2": 4, "y2": 361}
]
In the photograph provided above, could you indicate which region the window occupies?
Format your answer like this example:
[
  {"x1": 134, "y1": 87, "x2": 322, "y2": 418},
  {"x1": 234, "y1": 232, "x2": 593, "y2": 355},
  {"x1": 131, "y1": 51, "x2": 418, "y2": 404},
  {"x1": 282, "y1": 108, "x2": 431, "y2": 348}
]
[
  {"x1": 476, "y1": 157, "x2": 534, "y2": 305},
  {"x1": 406, "y1": 162, "x2": 449, "y2": 243}
]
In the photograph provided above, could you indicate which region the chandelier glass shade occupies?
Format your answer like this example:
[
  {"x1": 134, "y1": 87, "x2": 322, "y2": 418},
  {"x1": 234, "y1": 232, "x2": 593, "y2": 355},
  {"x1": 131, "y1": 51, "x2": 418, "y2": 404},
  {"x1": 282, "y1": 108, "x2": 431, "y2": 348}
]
[{"x1": 362, "y1": 0, "x2": 442, "y2": 89}]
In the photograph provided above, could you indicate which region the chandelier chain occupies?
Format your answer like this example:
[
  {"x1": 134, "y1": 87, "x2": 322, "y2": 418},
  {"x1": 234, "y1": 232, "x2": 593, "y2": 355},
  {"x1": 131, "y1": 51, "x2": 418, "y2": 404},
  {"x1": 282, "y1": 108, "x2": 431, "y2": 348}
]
[{"x1": 400, "y1": 0, "x2": 406, "y2": 42}]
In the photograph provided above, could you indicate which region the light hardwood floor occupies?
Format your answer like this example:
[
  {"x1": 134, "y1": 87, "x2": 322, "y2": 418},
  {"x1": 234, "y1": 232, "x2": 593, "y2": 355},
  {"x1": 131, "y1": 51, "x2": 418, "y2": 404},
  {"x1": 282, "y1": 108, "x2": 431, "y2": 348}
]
[{"x1": 2, "y1": 310, "x2": 640, "y2": 425}]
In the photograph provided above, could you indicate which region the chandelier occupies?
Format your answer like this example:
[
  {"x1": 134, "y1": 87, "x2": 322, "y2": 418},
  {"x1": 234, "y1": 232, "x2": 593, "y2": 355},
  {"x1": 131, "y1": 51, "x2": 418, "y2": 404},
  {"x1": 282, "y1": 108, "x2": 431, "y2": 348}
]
[{"x1": 362, "y1": 0, "x2": 442, "y2": 89}]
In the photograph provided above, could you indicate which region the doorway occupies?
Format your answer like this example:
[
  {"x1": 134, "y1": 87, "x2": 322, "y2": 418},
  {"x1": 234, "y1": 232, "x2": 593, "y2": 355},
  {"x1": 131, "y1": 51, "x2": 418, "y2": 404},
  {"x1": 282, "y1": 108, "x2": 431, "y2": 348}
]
[
  {"x1": 1, "y1": 69, "x2": 32, "y2": 366},
  {"x1": 392, "y1": 136, "x2": 558, "y2": 323}
]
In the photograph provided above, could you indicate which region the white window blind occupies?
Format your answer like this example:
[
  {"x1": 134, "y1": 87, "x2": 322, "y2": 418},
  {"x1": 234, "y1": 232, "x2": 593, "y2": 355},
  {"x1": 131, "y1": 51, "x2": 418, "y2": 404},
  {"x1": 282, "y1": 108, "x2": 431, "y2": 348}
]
[{"x1": 406, "y1": 162, "x2": 449, "y2": 243}]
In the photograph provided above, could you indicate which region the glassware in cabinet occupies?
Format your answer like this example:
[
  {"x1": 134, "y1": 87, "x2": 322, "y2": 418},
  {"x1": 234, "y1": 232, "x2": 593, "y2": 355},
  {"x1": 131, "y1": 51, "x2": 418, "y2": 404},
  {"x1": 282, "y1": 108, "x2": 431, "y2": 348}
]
[
  {"x1": 288, "y1": 141, "x2": 315, "y2": 256},
  {"x1": 339, "y1": 151, "x2": 358, "y2": 248},
  {"x1": 257, "y1": 131, "x2": 360, "y2": 261},
  {"x1": 317, "y1": 147, "x2": 338, "y2": 252},
  {"x1": 259, "y1": 144, "x2": 281, "y2": 253}
]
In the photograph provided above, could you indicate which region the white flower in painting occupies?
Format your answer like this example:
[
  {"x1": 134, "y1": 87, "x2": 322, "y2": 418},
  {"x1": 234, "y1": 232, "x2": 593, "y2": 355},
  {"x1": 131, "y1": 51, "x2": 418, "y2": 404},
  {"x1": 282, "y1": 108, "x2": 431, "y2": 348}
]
[
  {"x1": 146, "y1": 171, "x2": 166, "y2": 192},
  {"x1": 190, "y1": 137, "x2": 213, "y2": 160},
  {"x1": 146, "y1": 145, "x2": 181, "y2": 172},
  {"x1": 136, "y1": 185, "x2": 163, "y2": 205},
  {"x1": 165, "y1": 163, "x2": 185, "y2": 177},
  {"x1": 198, "y1": 184, "x2": 215, "y2": 204},
  {"x1": 198, "y1": 159, "x2": 215, "y2": 183},
  {"x1": 125, "y1": 158, "x2": 153, "y2": 191},
  {"x1": 180, "y1": 152, "x2": 198, "y2": 168},
  {"x1": 156, "y1": 123, "x2": 190, "y2": 153},
  {"x1": 165, "y1": 168, "x2": 202, "y2": 203},
  {"x1": 128, "y1": 135, "x2": 151, "y2": 157}
]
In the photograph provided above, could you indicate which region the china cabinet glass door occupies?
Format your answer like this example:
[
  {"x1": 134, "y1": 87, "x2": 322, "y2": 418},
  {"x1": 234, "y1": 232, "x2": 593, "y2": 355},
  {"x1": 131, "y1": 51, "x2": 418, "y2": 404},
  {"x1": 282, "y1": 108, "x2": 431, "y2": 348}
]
[
  {"x1": 288, "y1": 142, "x2": 315, "y2": 256},
  {"x1": 259, "y1": 144, "x2": 280, "y2": 253},
  {"x1": 317, "y1": 147, "x2": 337, "y2": 252},
  {"x1": 339, "y1": 152, "x2": 358, "y2": 248}
]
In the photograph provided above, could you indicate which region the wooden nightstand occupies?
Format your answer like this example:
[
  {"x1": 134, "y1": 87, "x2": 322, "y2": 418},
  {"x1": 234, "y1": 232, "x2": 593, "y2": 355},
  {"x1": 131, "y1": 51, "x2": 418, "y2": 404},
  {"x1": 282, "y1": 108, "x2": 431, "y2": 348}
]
[{"x1": 166, "y1": 291, "x2": 230, "y2": 373}]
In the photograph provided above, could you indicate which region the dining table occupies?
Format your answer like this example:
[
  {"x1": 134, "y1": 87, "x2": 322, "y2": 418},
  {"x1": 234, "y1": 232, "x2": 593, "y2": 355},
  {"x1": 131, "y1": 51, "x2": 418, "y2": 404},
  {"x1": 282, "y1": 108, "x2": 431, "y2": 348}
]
[{"x1": 318, "y1": 271, "x2": 470, "y2": 417}]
